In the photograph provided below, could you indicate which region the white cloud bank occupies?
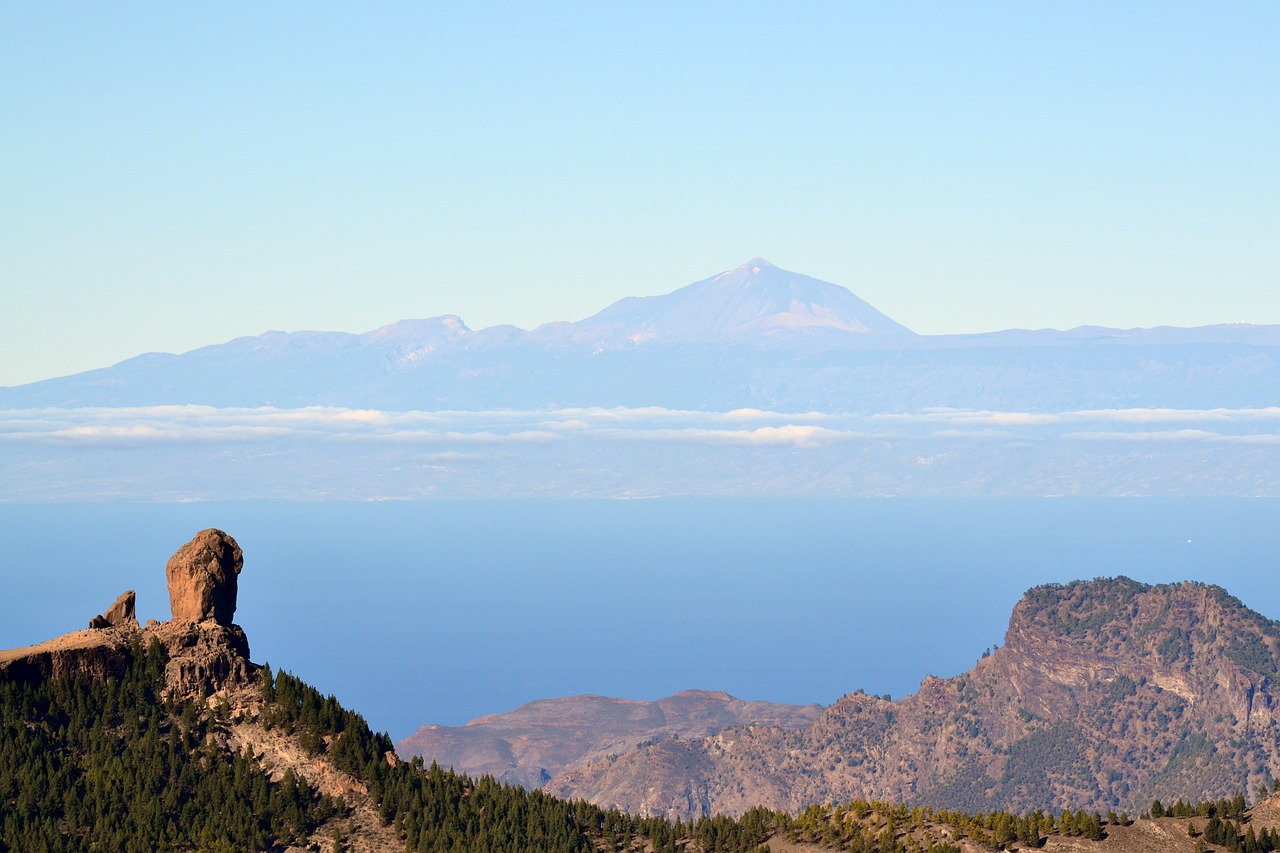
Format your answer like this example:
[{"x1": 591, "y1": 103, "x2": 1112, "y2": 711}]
[{"x1": 2, "y1": 405, "x2": 1279, "y2": 450}]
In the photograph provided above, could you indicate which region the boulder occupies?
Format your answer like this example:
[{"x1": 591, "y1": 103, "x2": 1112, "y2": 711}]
[
  {"x1": 165, "y1": 529, "x2": 243, "y2": 625},
  {"x1": 88, "y1": 590, "x2": 137, "y2": 629}
]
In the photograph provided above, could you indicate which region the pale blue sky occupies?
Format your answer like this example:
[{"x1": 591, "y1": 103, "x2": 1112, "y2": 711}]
[{"x1": 2, "y1": 2, "x2": 1277, "y2": 387}]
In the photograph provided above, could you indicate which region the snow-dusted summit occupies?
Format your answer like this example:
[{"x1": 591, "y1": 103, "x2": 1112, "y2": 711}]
[{"x1": 564, "y1": 258, "x2": 913, "y2": 345}]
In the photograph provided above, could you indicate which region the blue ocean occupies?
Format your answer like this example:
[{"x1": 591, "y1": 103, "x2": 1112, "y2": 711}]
[{"x1": 2, "y1": 498, "x2": 1277, "y2": 741}]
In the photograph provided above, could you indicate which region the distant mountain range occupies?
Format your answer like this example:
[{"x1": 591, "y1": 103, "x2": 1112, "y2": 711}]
[
  {"x1": 3, "y1": 259, "x2": 1277, "y2": 499},
  {"x1": 398, "y1": 690, "x2": 824, "y2": 792},
  {"x1": 401, "y1": 578, "x2": 1280, "y2": 822},
  {"x1": 4, "y1": 258, "x2": 1278, "y2": 413}
]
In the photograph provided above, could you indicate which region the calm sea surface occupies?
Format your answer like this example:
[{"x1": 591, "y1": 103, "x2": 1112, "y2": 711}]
[{"x1": 2, "y1": 498, "x2": 1277, "y2": 740}]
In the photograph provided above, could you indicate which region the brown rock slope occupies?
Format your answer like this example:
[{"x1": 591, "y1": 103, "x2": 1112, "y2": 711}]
[
  {"x1": 548, "y1": 578, "x2": 1280, "y2": 819},
  {"x1": 398, "y1": 689, "x2": 823, "y2": 790}
]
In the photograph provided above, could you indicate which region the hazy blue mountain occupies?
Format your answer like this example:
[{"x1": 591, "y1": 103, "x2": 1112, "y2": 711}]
[
  {"x1": 545, "y1": 257, "x2": 916, "y2": 346},
  {"x1": 3, "y1": 259, "x2": 1278, "y2": 413}
]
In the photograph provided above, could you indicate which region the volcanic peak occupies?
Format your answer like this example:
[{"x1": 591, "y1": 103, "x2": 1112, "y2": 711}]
[{"x1": 572, "y1": 258, "x2": 915, "y2": 345}]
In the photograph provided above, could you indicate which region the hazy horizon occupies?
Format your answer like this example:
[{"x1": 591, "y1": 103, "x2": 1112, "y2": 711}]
[
  {"x1": 3, "y1": 4, "x2": 1277, "y2": 386},
  {"x1": 8, "y1": 257, "x2": 1280, "y2": 390}
]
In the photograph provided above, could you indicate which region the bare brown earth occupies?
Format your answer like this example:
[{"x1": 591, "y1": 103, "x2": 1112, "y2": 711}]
[
  {"x1": 398, "y1": 689, "x2": 824, "y2": 790},
  {"x1": 498, "y1": 579, "x2": 1280, "y2": 821}
]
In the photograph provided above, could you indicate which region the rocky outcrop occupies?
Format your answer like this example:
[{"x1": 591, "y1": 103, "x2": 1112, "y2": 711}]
[
  {"x1": 1, "y1": 530, "x2": 253, "y2": 699},
  {"x1": 148, "y1": 619, "x2": 252, "y2": 698},
  {"x1": 544, "y1": 579, "x2": 1280, "y2": 819},
  {"x1": 89, "y1": 590, "x2": 137, "y2": 629},
  {"x1": 166, "y1": 528, "x2": 243, "y2": 624},
  {"x1": 0, "y1": 628, "x2": 139, "y2": 684}
]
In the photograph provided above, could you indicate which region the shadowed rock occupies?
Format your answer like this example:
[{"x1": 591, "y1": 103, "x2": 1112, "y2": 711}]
[
  {"x1": 88, "y1": 590, "x2": 137, "y2": 629},
  {"x1": 165, "y1": 529, "x2": 243, "y2": 625}
]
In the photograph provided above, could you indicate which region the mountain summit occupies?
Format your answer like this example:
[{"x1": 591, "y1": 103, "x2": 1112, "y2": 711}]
[{"x1": 567, "y1": 258, "x2": 915, "y2": 346}]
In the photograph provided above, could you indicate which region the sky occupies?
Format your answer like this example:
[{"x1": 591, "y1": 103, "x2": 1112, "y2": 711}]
[{"x1": 2, "y1": 2, "x2": 1278, "y2": 388}]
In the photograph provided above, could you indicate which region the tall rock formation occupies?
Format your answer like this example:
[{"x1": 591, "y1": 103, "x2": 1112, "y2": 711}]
[
  {"x1": 165, "y1": 528, "x2": 243, "y2": 624},
  {"x1": 1, "y1": 529, "x2": 252, "y2": 698}
]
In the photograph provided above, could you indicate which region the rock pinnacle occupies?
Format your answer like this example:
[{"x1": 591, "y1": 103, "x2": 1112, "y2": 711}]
[{"x1": 165, "y1": 529, "x2": 243, "y2": 625}]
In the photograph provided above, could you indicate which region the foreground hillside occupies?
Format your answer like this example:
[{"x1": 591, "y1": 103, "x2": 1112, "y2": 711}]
[
  {"x1": 9, "y1": 630, "x2": 1280, "y2": 853},
  {"x1": 13, "y1": 624, "x2": 1280, "y2": 853},
  {"x1": 8, "y1": 530, "x2": 1280, "y2": 852},
  {"x1": 404, "y1": 579, "x2": 1280, "y2": 820},
  {"x1": 0, "y1": 530, "x2": 781, "y2": 853}
]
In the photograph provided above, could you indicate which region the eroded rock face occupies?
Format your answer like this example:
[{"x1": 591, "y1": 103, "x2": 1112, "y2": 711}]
[
  {"x1": 0, "y1": 619, "x2": 253, "y2": 698},
  {"x1": 150, "y1": 620, "x2": 252, "y2": 698},
  {"x1": 166, "y1": 529, "x2": 243, "y2": 625},
  {"x1": 89, "y1": 590, "x2": 137, "y2": 630},
  {"x1": 398, "y1": 690, "x2": 824, "y2": 792}
]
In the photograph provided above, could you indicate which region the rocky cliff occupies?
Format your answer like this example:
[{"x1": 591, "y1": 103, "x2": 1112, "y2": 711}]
[
  {"x1": 0, "y1": 528, "x2": 253, "y2": 697},
  {"x1": 539, "y1": 579, "x2": 1280, "y2": 819}
]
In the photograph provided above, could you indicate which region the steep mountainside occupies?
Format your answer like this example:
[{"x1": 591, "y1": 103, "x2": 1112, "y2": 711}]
[
  {"x1": 533, "y1": 579, "x2": 1280, "y2": 819},
  {"x1": 398, "y1": 690, "x2": 823, "y2": 789}
]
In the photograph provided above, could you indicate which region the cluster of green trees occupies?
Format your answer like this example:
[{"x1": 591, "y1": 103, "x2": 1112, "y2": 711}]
[
  {"x1": 258, "y1": 664, "x2": 777, "y2": 853},
  {"x1": 1149, "y1": 792, "x2": 1249, "y2": 820},
  {"x1": 7, "y1": 646, "x2": 1279, "y2": 853},
  {"x1": 0, "y1": 640, "x2": 341, "y2": 853},
  {"x1": 1144, "y1": 792, "x2": 1280, "y2": 853},
  {"x1": 1194, "y1": 816, "x2": 1280, "y2": 853},
  {"x1": 786, "y1": 798, "x2": 1119, "y2": 851},
  {"x1": 785, "y1": 794, "x2": 1277, "y2": 853},
  {"x1": 787, "y1": 801, "x2": 961, "y2": 851}
]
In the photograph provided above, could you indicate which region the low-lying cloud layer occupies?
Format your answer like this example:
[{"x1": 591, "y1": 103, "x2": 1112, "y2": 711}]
[
  {"x1": 4, "y1": 405, "x2": 1278, "y2": 500},
  {"x1": 3, "y1": 405, "x2": 1280, "y2": 449}
]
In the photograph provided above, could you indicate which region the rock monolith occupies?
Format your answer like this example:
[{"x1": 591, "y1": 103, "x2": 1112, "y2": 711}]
[{"x1": 165, "y1": 529, "x2": 243, "y2": 625}]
